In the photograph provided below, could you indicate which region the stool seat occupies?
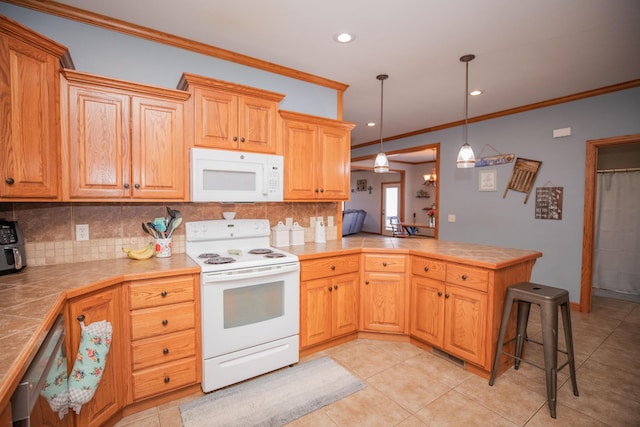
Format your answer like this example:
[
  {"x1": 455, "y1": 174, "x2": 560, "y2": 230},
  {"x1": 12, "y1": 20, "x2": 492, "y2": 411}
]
[{"x1": 489, "y1": 282, "x2": 579, "y2": 418}]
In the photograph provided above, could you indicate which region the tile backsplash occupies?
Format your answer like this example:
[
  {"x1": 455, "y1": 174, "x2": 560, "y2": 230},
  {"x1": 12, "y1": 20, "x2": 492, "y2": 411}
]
[{"x1": 0, "y1": 201, "x2": 340, "y2": 267}]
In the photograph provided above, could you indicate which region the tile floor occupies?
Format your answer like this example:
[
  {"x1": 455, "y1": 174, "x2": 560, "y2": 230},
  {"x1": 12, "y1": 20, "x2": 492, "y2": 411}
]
[{"x1": 115, "y1": 296, "x2": 640, "y2": 426}]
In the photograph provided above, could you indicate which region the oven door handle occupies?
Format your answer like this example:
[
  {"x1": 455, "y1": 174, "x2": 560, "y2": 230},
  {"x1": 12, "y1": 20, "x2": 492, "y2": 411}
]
[{"x1": 202, "y1": 262, "x2": 299, "y2": 283}]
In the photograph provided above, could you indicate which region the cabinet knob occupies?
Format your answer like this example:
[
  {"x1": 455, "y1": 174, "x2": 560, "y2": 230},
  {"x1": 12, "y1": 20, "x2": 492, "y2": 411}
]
[
  {"x1": 233, "y1": 136, "x2": 238, "y2": 141},
  {"x1": 328, "y1": 287, "x2": 332, "y2": 292},
  {"x1": 163, "y1": 348, "x2": 169, "y2": 355},
  {"x1": 161, "y1": 291, "x2": 167, "y2": 297},
  {"x1": 315, "y1": 188, "x2": 319, "y2": 193},
  {"x1": 334, "y1": 285, "x2": 338, "y2": 290},
  {"x1": 382, "y1": 261, "x2": 387, "y2": 267},
  {"x1": 320, "y1": 188, "x2": 324, "y2": 193},
  {"x1": 240, "y1": 137, "x2": 245, "y2": 142},
  {"x1": 134, "y1": 183, "x2": 140, "y2": 189},
  {"x1": 445, "y1": 293, "x2": 450, "y2": 298},
  {"x1": 365, "y1": 280, "x2": 369, "y2": 285},
  {"x1": 437, "y1": 291, "x2": 442, "y2": 297},
  {"x1": 5, "y1": 178, "x2": 14, "y2": 185},
  {"x1": 331, "y1": 265, "x2": 336, "y2": 270},
  {"x1": 77, "y1": 314, "x2": 85, "y2": 322},
  {"x1": 162, "y1": 319, "x2": 168, "y2": 326},
  {"x1": 424, "y1": 266, "x2": 430, "y2": 272},
  {"x1": 124, "y1": 183, "x2": 130, "y2": 189},
  {"x1": 164, "y1": 376, "x2": 170, "y2": 383},
  {"x1": 461, "y1": 274, "x2": 468, "y2": 280}
]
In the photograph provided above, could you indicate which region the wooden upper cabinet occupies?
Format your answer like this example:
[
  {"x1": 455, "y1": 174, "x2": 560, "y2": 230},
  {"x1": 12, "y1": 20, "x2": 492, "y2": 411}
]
[
  {"x1": 178, "y1": 73, "x2": 284, "y2": 153},
  {"x1": 280, "y1": 110, "x2": 355, "y2": 201},
  {"x1": 61, "y1": 70, "x2": 189, "y2": 201},
  {"x1": 0, "y1": 15, "x2": 73, "y2": 200}
]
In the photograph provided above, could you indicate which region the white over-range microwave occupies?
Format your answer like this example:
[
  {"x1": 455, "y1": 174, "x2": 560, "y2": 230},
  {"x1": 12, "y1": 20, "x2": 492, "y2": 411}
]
[{"x1": 190, "y1": 148, "x2": 284, "y2": 202}]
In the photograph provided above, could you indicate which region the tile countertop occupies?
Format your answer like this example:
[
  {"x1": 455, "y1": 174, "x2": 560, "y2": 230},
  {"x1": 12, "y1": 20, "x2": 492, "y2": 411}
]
[
  {"x1": 0, "y1": 255, "x2": 199, "y2": 408},
  {"x1": 287, "y1": 236, "x2": 543, "y2": 270}
]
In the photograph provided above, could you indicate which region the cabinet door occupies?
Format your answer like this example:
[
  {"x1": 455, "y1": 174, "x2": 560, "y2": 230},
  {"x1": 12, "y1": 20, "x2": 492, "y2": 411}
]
[
  {"x1": 67, "y1": 286, "x2": 124, "y2": 427},
  {"x1": 193, "y1": 87, "x2": 238, "y2": 149},
  {"x1": 131, "y1": 95, "x2": 185, "y2": 199},
  {"x1": 238, "y1": 95, "x2": 278, "y2": 153},
  {"x1": 0, "y1": 36, "x2": 60, "y2": 199},
  {"x1": 317, "y1": 125, "x2": 350, "y2": 200},
  {"x1": 362, "y1": 272, "x2": 406, "y2": 333},
  {"x1": 300, "y1": 277, "x2": 332, "y2": 348},
  {"x1": 65, "y1": 84, "x2": 130, "y2": 198},
  {"x1": 444, "y1": 284, "x2": 488, "y2": 367},
  {"x1": 283, "y1": 120, "x2": 318, "y2": 200},
  {"x1": 332, "y1": 272, "x2": 359, "y2": 337},
  {"x1": 410, "y1": 276, "x2": 445, "y2": 347}
]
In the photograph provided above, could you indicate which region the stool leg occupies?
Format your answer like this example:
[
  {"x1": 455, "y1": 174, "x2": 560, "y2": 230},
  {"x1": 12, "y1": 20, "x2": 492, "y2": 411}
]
[
  {"x1": 514, "y1": 301, "x2": 531, "y2": 370},
  {"x1": 561, "y1": 302, "x2": 579, "y2": 397},
  {"x1": 541, "y1": 302, "x2": 559, "y2": 418},
  {"x1": 489, "y1": 294, "x2": 514, "y2": 386}
]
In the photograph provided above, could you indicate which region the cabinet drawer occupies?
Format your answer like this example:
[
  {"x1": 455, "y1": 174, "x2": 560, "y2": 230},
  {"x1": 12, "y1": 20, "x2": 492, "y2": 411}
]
[
  {"x1": 411, "y1": 256, "x2": 446, "y2": 281},
  {"x1": 130, "y1": 302, "x2": 195, "y2": 340},
  {"x1": 132, "y1": 356, "x2": 197, "y2": 400},
  {"x1": 363, "y1": 254, "x2": 406, "y2": 273},
  {"x1": 129, "y1": 275, "x2": 194, "y2": 309},
  {"x1": 131, "y1": 329, "x2": 196, "y2": 370},
  {"x1": 446, "y1": 264, "x2": 489, "y2": 292},
  {"x1": 301, "y1": 254, "x2": 359, "y2": 281}
]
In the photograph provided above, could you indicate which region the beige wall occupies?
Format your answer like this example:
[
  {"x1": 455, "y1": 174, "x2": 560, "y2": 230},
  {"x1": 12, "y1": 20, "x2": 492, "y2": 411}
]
[{"x1": 0, "y1": 201, "x2": 339, "y2": 266}]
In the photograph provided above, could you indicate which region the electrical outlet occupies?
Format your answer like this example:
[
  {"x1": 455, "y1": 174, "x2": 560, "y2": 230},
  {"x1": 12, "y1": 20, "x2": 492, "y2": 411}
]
[{"x1": 76, "y1": 224, "x2": 89, "y2": 241}]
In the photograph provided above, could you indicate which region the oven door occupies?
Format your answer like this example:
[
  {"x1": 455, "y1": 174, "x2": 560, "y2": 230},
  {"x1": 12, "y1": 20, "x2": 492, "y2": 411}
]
[{"x1": 201, "y1": 262, "x2": 300, "y2": 359}]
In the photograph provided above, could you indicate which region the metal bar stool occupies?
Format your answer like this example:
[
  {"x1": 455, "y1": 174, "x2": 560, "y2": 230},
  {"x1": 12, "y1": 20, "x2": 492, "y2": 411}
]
[{"x1": 489, "y1": 282, "x2": 579, "y2": 418}]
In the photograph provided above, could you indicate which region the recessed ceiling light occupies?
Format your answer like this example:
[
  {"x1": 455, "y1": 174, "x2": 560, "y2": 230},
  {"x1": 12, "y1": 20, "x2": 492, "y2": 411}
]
[
  {"x1": 334, "y1": 33, "x2": 355, "y2": 43},
  {"x1": 367, "y1": 122, "x2": 375, "y2": 127},
  {"x1": 470, "y1": 89, "x2": 484, "y2": 96}
]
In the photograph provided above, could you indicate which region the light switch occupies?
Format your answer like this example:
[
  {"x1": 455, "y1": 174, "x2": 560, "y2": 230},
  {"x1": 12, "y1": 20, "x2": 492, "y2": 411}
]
[{"x1": 448, "y1": 214, "x2": 456, "y2": 223}]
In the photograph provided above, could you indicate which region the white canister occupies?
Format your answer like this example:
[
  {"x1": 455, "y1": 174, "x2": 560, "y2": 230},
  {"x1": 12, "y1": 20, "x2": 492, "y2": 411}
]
[
  {"x1": 271, "y1": 221, "x2": 289, "y2": 247},
  {"x1": 290, "y1": 222, "x2": 304, "y2": 245},
  {"x1": 314, "y1": 219, "x2": 326, "y2": 243}
]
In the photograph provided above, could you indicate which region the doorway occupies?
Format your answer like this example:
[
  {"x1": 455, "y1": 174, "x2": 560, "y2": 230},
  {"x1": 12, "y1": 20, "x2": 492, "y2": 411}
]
[
  {"x1": 381, "y1": 182, "x2": 402, "y2": 236},
  {"x1": 580, "y1": 133, "x2": 640, "y2": 312}
]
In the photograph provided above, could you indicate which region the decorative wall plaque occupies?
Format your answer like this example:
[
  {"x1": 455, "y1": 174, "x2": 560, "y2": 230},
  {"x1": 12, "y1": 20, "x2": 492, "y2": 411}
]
[
  {"x1": 356, "y1": 179, "x2": 367, "y2": 192},
  {"x1": 535, "y1": 187, "x2": 563, "y2": 220},
  {"x1": 503, "y1": 157, "x2": 542, "y2": 203}
]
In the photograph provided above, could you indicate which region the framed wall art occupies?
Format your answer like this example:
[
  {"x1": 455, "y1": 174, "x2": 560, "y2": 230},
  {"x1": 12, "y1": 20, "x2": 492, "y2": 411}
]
[
  {"x1": 356, "y1": 179, "x2": 367, "y2": 192},
  {"x1": 478, "y1": 169, "x2": 497, "y2": 191}
]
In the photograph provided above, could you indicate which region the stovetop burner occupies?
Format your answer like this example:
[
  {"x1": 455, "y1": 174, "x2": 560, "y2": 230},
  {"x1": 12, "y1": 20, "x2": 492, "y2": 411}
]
[
  {"x1": 248, "y1": 248, "x2": 273, "y2": 254},
  {"x1": 204, "y1": 257, "x2": 236, "y2": 265},
  {"x1": 265, "y1": 253, "x2": 286, "y2": 258},
  {"x1": 198, "y1": 253, "x2": 220, "y2": 258}
]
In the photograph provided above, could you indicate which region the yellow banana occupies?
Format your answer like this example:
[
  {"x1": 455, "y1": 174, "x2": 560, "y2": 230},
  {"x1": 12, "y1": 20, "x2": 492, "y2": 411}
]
[{"x1": 122, "y1": 242, "x2": 154, "y2": 260}]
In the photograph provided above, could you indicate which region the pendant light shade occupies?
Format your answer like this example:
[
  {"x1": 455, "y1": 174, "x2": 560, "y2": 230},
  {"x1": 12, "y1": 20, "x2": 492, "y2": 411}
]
[
  {"x1": 374, "y1": 74, "x2": 389, "y2": 173},
  {"x1": 457, "y1": 54, "x2": 476, "y2": 168}
]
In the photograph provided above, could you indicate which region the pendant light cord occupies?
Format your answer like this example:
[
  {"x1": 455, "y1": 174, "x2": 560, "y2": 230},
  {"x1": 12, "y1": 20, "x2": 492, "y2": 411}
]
[
  {"x1": 377, "y1": 74, "x2": 388, "y2": 152},
  {"x1": 464, "y1": 59, "x2": 469, "y2": 145}
]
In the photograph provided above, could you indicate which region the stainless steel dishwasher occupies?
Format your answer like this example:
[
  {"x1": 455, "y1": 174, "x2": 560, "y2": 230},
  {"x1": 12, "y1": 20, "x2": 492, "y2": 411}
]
[{"x1": 11, "y1": 314, "x2": 66, "y2": 426}]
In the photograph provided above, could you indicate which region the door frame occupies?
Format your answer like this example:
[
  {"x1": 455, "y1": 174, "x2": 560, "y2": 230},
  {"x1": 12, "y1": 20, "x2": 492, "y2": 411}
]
[
  {"x1": 381, "y1": 181, "x2": 404, "y2": 235},
  {"x1": 580, "y1": 133, "x2": 640, "y2": 312}
]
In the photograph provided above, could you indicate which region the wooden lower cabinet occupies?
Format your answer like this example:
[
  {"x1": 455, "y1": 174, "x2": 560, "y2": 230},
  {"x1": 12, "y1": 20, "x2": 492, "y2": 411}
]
[
  {"x1": 124, "y1": 274, "x2": 200, "y2": 403},
  {"x1": 300, "y1": 255, "x2": 359, "y2": 349},
  {"x1": 66, "y1": 285, "x2": 124, "y2": 427},
  {"x1": 361, "y1": 254, "x2": 407, "y2": 334}
]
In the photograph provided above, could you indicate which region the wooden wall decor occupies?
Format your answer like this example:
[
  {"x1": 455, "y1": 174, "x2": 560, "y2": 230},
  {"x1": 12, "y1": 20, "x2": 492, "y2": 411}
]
[
  {"x1": 535, "y1": 186, "x2": 563, "y2": 220},
  {"x1": 502, "y1": 157, "x2": 542, "y2": 203},
  {"x1": 356, "y1": 179, "x2": 367, "y2": 191}
]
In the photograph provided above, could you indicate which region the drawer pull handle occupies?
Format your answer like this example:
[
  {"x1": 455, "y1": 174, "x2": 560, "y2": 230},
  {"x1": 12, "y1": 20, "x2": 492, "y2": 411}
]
[
  {"x1": 437, "y1": 291, "x2": 442, "y2": 297},
  {"x1": 424, "y1": 266, "x2": 430, "y2": 272},
  {"x1": 331, "y1": 265, "x2": 336, "y2": 270},
  {"x1": 383, "y1": 262, "x2": 387, "y2": 267},
  {"x1": 163, "y1": 348, "x2": 169, "y2": 355},
  {"x1": 162, "y1": 319, "x2": 168, "y2": 326},
  {"x1": 161, "y1": 291, "x2": 167, "y2": 297},
  {"x1": 77, "y1": 314, "x2": 85, "y2": 322},
  {"x1": 5, "y1": 177, "x2": 14, "y2": 185},
  {"x1": 164, "y1": 376, "x2": 170, "y2": 383},
  {"x1": 445, "y1": 293, "x2": 450, "y2": 298},
  {"x1": 328, "y1": 287, "x2": 332, "y2": 292},
  {"x1": 461, "y1": 274, "x2": 468, "y2": 280}
]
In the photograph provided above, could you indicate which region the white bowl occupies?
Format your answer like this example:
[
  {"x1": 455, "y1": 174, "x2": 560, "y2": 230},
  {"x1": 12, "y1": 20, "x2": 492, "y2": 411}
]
[{"x1": 222, "y1": 212, "x2": 236, "y2": 220}]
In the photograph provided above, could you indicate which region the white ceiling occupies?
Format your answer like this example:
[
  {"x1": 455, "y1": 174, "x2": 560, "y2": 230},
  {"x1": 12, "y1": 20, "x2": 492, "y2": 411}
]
[{"x1": 53, "y1": 0, "x2": 640, "y2": 158}]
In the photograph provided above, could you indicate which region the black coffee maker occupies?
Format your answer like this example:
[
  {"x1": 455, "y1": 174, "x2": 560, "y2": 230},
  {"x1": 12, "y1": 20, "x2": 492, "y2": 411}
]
[{"x1": 0, "y1": 219, "x2": 26, "y2": 274}]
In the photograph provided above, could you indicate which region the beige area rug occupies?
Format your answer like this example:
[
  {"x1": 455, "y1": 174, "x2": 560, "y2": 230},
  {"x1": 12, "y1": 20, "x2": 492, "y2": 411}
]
[{"x1": 180, "y1": 356, "x2": 366, "y2": 427}]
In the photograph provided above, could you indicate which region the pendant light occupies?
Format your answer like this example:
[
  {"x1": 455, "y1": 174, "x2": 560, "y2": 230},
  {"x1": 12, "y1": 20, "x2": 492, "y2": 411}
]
[
  {"x1": 423, "y1": 148, "x2": 437, "y2": 186},
  {"x1": 457, "y1": 54, "x2": 476, "y2": 168},
  {"x1": 373, "y1": 74, "x2": 389, "y2": 173}
]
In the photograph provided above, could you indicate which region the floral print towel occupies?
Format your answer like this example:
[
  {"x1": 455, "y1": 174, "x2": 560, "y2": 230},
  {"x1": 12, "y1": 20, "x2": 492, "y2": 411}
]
[
  {"x1": 68, "y1": 320, "x2": 113, "y2": 414},
  {"x1": 40, "y1": 345, "x2": 70, "y2": 419}
]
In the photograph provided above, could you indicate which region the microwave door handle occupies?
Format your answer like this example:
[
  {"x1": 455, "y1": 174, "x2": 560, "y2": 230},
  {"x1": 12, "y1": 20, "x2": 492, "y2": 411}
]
[{"x1": 262, "y1": 165, "x2": 269, "y2": 195}]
